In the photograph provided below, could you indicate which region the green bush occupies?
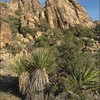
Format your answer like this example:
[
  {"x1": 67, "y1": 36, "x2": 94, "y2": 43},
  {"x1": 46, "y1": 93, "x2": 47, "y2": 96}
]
[
  {"x1": 14, "y1": 9, "x2": 23, "y2": 16},
  {"x1": 38, "y1": 24, "x2": 51, "y2": 32},
  {"x1": 10, "y1": 55, "x2": 31, "y2": 75},
  {"x1": 63, "y1": 66, "x2": 99, "y2": 93},
  {"x1": 63, "y1": 25, "x2": 96, "y2": 38},
  {"x1": 20, "y1": 26, "x2": 38, "y2": 37},
  {"x1": 5, "y1": 16, "x2": 20, "y2": 34},
  {"x1": 29, "y1": 49, "x2": 55, "y2": 69},
  {"x1": 0, "y1": 3, "x2": 7, "y2": 8},
  {"x1": 83, "y1": 39, "x2": 93, "y2": 47},
  {"x1": 93, "y1": 23, "x2": 100, "y2": 36}
]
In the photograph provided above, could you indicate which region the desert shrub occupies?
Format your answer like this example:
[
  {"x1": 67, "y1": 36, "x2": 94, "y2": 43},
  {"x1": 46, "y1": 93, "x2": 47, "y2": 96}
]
[
  {"x1": 34, "y1": 36, "x2": 49, "y2": 47},
  {"x1": 0, "y1": 16, "x2": 20, "y2": 34},
  {"x1": 93, "y1": 23, "x2": 100, "y2": 36},
  {"x1": 38, "y1": 24, "x2": 51, "y2": 32},
  {"x1": 5, "y1": 42, "x2": 22, "y2": 56},
  {"x1": 62, "y1": 66, "x2": 99, "y2": 93},
  {"x1": 0, "y1": 3, "x2": 7, "y2": 8},
  {"x1": 5, "y1": 35, "x2": 24, "y2": 55},
  {"x1": 83, "y1": 39, "x2": 93, "y2": 47},
  {"x1": 14, "y1": 9, "x2": 23, "y2": 16},
  {"x1": 26, "y1": 42, "x2": 34, "y2": 53},
  {"x1": 6, "y1": 16, "x2": 20, "y2": 33},
  {"x1": 20, "y1": 26, "x2": 38, "y2": 37},
  {"x1": 34, "y1": 28, "x2": 63, "y2": 48},
  {"x1": 10, "y1": 55, "x2": 31, "y2": 75},
  {"x1": 0, "y1": 17, "x2": 9, "y2": 23},
  {"x1": 29, "y1": 49, "x2": 56, "y2": 70},
  {"x1": 63, "y1": 25, "x2": 96, "y2": 38}
]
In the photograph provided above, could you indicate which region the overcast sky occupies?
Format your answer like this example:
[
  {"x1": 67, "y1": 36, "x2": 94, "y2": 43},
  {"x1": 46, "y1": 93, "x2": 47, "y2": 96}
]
[{"x1": 1, "y1": 0, "x2": 99, "y2": 21}]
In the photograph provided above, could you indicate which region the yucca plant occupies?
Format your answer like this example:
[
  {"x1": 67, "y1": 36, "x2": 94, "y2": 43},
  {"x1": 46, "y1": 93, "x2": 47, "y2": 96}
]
[
  {"x1": 29, "y1": 49, "x2": 55, "y2": 69},
  {"x1": 10, "y1": 55, "x2": 31, "y2": 75},
  {"x1": 66, "y1": 66, "x2": 100, "y2": 93},
  {"x1": 10, "y1": 55, "x2": 32, "y2": 95},
  {"x1": 24, "y1": 49, "x2": 56, "y2": 100}
]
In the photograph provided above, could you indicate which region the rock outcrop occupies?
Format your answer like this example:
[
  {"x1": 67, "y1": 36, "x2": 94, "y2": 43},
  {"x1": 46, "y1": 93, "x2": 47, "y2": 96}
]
[
  {"x1": 0, "y1": 21, "x2": 12, "y2": 48},
  {"x1": 1, "y1": 0, "x2": 95, "y2": 29},
  {"x1": 40, "y1": 0, "x2": 95, "y2": 28},
  {"x1": 32, "y1": 0, "x2": 43, "y2": 13},
  {"x1": 6, "y1": 0, "x2": 32, "y2": 14},
  {"x1": 20, "y1": 0, "x2": 95, "y2": 29},
  {"x1": 0, "y1": 0, "x2": 43, "y2": 19},
  {"x1": 20, "y1": 11, "x2": 40, "y2": 28}
]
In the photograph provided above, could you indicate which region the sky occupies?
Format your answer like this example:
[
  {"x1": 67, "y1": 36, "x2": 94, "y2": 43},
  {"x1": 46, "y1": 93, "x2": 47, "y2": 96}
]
[{"x1": 1, "y1": 0, "x2": 99, "y2": 21}]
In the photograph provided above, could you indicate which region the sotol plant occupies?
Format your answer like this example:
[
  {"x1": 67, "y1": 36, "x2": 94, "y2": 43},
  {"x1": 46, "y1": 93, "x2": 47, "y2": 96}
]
[
  {"x1": 63, "y1": 65, "x2": 100, "y2": 94},
  {"x1": 10, "y1": 55, "x2": 31, "y2": 75}
]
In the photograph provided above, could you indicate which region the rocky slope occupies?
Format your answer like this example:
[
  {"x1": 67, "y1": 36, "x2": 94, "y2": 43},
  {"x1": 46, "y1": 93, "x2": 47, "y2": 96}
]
[
  {"x1": 0, "y1": 0, "x2": 95, "y2": 28},
  {"x1": 20, "y1": 0, "x2": 95, "y2": 28},
  {"x1": 42, "y1": 0, "x2": 95, "y2": 28}
]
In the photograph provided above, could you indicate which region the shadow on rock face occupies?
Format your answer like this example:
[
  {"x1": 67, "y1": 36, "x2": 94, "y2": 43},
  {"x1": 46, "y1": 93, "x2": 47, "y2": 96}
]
[{"x1": 0, "y1": 75, "x2": 23, "y2": 99}]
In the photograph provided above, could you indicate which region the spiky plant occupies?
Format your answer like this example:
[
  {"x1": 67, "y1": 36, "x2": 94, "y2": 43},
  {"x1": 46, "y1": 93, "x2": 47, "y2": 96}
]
[
  {"x1": 10, "y1": 55, "x2": 31, "y2": 75},
  {"x1": 25, "y1": 49, "x2": 56, "y2": 100},
  {"x1": 64, "y1": 66, "x2": 100, "y2": 94},
  {"x1": 10, "y1": 55, "x2": 32, "y2": 94},
  {"x1": 29, "y1": 49, "x2": 55, "y2": 69}
]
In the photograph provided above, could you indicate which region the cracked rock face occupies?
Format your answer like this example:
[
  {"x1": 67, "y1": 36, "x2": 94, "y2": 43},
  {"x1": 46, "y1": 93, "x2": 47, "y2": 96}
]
[
  {"x1": 42, "y1": 0, "x2": 95, "y2": 28},
  {"x1": 0, "y1": 0, "x2": 95, "y2": 29},
  {"x1": 0, "y1": 21, "x2": 12, "y2": 48},
  {"x1": 12, "y1": 0, "x2": 95, "y2": 29}
]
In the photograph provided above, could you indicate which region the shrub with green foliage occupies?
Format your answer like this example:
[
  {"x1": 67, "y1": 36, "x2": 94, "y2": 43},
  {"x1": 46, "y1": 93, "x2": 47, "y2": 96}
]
[
  {"x1": 34, "y1": 28, "x2": 63, "y2": 48},
  {"x1": 20, "y1": 26, "x2": 39, "y2": 37},
  {"x1": 62, "y1": 65, "x2": 99, "y2": 94},
  {"x1": 29, "y1": 49, "x2": 56, "y2": 69},
  {"x1": 62, "y1": 25, "x2": 96, "y2": 38},
  {"x1": 83, "y1": 39, "x2": 93, "y2": 47},
  {"x1": 0, "y1": 16, "x2": 20, "y2": 34},
  {"x1": 14, "y1": 9, "x2": 23, "y2": 16},
  {"x1": 10, "y1": 49, "x2": 56, "y2": 75},
  {"x1": 38, "y1": 24, "x2": 51, "y2": 32},
  {"x1": 0, "y1": 3, "x2": 7, "y2": 8},
  {"x1": 10, "y1": 55, "x2": 31, "y2": 75},
  {"x1": 93, "y1": 23, "x2": 100, "y2": 36}
]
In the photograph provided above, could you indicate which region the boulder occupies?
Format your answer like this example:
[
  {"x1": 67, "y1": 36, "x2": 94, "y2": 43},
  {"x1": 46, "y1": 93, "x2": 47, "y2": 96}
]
[
  {"x1": 35, "y1": 31, "x2": 42, "y2": 39},
  {"x1": 26, "y1": 33, "x2": 34, "y2": 41},
  {"x1": 0, "y1": 21, "x2": 12, "y2": 48}
]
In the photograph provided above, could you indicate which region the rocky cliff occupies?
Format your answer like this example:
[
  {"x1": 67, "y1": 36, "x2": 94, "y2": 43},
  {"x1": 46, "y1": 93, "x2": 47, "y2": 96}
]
[
  {"x1": 20, "y1": 0, "x2": 95, "y2": 28},
  {"x1": 0, "y1": 0, "x2": 95, "y2": 29},
  {"x1": 40, "y1": 0, "x2": 95, "y2": 28}
]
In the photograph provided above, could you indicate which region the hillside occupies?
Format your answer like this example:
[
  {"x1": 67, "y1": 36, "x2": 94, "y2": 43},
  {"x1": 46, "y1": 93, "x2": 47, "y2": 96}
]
[{"x1": 0, "y1": 0, "x2": 100, "y2": 100}]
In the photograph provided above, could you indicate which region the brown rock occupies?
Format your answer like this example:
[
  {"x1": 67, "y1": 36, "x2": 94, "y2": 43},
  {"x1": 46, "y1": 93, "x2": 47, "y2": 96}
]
[
  {"x1": 41, "y1": 0, "x2": 95, "y2": 28},
  {"x1": 35, "y1": 31, "x2": 42, "y2": 39},
  {"x1": 32, "y1": 0, "x2": 43, "y2": 13},
  {"x1": 16, "y1": 33, "x2": 24, "y2": 39},
  {"x1": 6, "y1": 0, "x2": 32, "y2": 14},
  {"x1": 23, "y1": 38, "x2": 29, "y2": 43},
  {"x1": 20, "y1": 11, "x2": 40, "y2": 28},
  {"x1": 0, "y1": 21, "x2": 12, "y2": 48},
  {"x1": 26, "y1": 34, "x2": 34, "y2": 41}
]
